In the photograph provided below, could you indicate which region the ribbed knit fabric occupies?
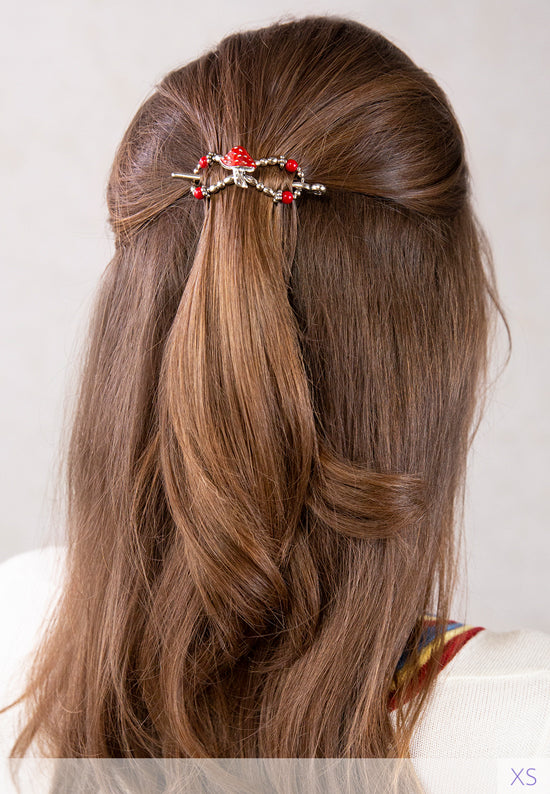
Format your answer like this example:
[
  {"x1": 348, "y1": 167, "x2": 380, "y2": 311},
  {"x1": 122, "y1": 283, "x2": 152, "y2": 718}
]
[{"x1": 0, "y1": 546, "x2": 549, "y2": 793}]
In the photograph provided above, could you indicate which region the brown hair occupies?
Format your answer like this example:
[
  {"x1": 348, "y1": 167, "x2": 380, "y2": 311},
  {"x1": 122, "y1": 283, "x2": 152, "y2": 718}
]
[{"x1": 4, "y1": 12, "x2": 509, "y2": 783}]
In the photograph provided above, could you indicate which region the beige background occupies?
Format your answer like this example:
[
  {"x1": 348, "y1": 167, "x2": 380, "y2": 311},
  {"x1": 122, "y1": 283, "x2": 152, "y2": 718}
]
[{"x1": 1, "y1": 0, "x2": 548, "y2": 631}]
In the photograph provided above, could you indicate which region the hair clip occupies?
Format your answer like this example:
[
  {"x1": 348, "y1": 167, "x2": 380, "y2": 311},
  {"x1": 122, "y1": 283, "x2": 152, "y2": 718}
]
[{"x1": 171, "y1": 146, "x2": 327, "y2": 204}]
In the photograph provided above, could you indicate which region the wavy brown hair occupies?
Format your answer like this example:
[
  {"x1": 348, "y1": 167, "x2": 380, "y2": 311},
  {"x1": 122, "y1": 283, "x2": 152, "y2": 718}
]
[{"x1": 4, "y1": 12, "x2": 509, "y2": 788}]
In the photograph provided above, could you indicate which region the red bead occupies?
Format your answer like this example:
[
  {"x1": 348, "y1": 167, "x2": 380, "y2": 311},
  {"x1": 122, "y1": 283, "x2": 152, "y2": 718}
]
[
  {"x1": 281, "y1": 191, "x2": 294, "y2": 204},
  {"x1": 193, "y1": 186, "x2": 204, "y2": 199},
  {"x1": 284, "y1": 159, "x2": 298, "y2": 173},
  {"x1": 198, "y1": 156, "x2": 208, "y2": 169}
]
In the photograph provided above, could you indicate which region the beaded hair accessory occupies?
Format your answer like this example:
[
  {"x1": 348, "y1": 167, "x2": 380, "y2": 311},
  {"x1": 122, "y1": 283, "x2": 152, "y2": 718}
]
[{"x1": 171, "y1": 146, "x2": 327, "y2": 204}]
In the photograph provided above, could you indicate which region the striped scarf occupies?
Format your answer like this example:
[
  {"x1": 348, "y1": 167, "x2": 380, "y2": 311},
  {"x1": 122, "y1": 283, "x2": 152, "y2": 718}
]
[{"x1": 388, "y1": 617, "x2": 485, "y2": 711}]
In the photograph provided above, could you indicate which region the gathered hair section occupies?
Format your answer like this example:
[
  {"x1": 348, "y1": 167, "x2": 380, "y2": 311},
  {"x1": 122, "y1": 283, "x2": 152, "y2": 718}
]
[
  {"x1": 4, "y1": 16, "x2": 510, "y2": 783},
  {"x1": 157, "y1": 185, "x2": 317, "y2": 637},
  {"x1": 308, "y1": 441, "x2": 431, "y2": 540}
]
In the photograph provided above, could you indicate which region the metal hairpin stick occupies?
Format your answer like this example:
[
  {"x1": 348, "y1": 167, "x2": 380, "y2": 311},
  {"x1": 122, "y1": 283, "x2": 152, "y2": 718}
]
[{"x1": 170, "y1": 172, "x2": 200, "y2": 183}]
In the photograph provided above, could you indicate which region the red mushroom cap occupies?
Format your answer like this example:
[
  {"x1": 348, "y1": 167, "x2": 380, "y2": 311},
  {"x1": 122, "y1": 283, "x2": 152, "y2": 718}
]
[{"x1": 220, "y1": 146, "x2": 256, "y2": 171}]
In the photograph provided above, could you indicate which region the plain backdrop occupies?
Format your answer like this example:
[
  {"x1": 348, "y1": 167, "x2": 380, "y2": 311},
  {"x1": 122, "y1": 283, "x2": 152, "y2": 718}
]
[{"x1": 1, "y1": 0, "x2": 548, "y2": 632}]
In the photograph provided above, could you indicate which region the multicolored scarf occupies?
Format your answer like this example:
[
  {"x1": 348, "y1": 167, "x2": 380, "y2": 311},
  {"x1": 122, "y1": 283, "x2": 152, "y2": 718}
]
[{"x1": 388, "y1": 617, "x2": 485, "y2": 711}]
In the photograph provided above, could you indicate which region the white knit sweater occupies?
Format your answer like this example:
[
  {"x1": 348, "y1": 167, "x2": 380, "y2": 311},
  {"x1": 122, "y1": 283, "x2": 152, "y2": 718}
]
[{"x1": 1, "y1": 546, "x2": 549, "y2": 793}]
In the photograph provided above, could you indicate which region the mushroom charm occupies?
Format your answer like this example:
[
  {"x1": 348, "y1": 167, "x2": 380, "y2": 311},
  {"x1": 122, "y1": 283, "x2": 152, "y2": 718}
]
[{"x1": 219, "y1": 146, "x2": 257, "y2": 188}]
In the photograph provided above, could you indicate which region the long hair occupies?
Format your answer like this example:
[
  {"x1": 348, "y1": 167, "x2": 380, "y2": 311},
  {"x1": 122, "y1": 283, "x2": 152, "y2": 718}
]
[{"x1": 5, "y1": 13, "x2": 508, "y2": 772}]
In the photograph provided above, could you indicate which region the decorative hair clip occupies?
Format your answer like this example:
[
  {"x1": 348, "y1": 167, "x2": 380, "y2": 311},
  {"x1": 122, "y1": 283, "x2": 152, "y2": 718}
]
[{"x1": 171, "y1": 146, "x2": 327, "y2": 204}]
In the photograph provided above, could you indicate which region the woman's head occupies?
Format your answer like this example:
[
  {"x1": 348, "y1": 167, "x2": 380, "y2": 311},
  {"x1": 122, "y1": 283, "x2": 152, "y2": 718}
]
[
  {"x1": 7, "y1": 14, "x2": 507, "y2": 780},
  {"x1": 111, "y1": 14, "x2": 470, "y2": 237}
]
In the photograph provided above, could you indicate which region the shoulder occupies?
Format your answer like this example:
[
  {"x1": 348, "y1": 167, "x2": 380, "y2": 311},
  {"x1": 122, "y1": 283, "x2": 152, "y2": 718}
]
[
  {"x1": 410, "y1": 625, "x2": 550, "y2": 757},
  {"x1": 0, "y1": 546, "x2": 67, "y2": 701},
  {"x1": 0, "y1": 544, "x2": 66, "y2": 590},
  {"x1": 0, "y1": 545, "x2": 66, "y2": 631},
  {"x1": 0, "y1": 546, "x2": 67, "y2": 764},
  {"x1": 442, "y1": 624, "x2": 550, "y2": 677}
]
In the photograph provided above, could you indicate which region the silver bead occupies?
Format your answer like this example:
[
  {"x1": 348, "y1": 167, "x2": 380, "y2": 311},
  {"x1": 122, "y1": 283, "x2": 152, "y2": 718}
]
[{"x1": 174, "y1": 150, "x2": 327, "y2": 203}]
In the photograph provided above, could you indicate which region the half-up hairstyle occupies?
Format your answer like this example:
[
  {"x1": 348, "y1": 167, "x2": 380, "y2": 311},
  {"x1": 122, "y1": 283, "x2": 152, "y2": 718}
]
[{"x1": 4, "y1": 12, "x2": 509, "y2": 781}]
